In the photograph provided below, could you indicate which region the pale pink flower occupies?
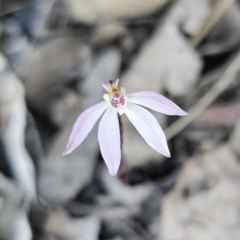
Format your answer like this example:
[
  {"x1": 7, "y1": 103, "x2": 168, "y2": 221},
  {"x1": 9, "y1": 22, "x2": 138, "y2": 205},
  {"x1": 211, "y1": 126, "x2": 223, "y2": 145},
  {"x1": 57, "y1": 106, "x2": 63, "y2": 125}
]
[{"x1": 63, "y1": 79, "x2": 188, "y2": 176}]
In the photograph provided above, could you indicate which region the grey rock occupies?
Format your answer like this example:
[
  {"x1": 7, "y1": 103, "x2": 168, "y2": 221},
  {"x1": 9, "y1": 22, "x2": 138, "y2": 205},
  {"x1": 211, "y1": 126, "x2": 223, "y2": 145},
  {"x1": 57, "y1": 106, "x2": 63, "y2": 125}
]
[
  {"x1": 0, "y1": 52, "x2": 7, "y2": 72},
  {"x1": 230, "y1": 119, "x2": 240, "y2": 158},
  {"x1": 16, "y1": 38, "x2": 92, "y2": 126},
  {"x1": 0, "y1": 0, "x2": 31, "y2": 15},
  {"x1": 46, "y1": 210, "x2": 100, "y2": 240},
  {"x1": 120, "y1": 0, "x2": 202, "y2": 93},
  {"x1": 92, "y1": 23, "x2": 127, "y2": 45},
  {"x1": 0, "y1": 172, "x2": 32, "y2": 240},
  {"x1": 103, "y1": 219, "x2": 144, "y2": 240},
  {"x1": 1, "y1": 18, "x2": 30, "y2": 56},
  {"x1": 0, "y1": 53, "x2": 36, "y2": 202},
  {"x1": 0, "y1": 22, "x2": 2, "y2": 37},
  {"x1": 62, "y1": 0, "x2": 169, "y2": 24},
  {"x1": 99, "y1": 166, "x2": 155, "y2": 207},
  {"x1": 161, "y1": 23, "x2": 202, "y2": 96},
  {"x1": 159, "y1": 145, "x2": 240, "y2": 240},
  {"x1": 175, "y1": 0, "x2": 212, "y2": 36},
  {"x1": 17, "y1": 38, "x2": 91, "y2": 98},
  {"x1": 106, "y1": 237, "x2": 124, "y2": 240},
  {"x1": 48, "y1": 90, "x2": 80, "y2": 127}
]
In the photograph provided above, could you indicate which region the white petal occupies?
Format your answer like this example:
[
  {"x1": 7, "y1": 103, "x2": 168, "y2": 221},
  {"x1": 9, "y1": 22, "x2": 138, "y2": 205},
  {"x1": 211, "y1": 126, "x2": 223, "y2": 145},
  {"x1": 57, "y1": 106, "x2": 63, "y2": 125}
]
[
  {"x1": 127, "y1": 91, "x2": 188, "y2": 116},
  {"x1": 103, "y1": 94, "x2": 110, "y2": 102},
  {"x1": 98, "y1": 108, "x2": 121, "y2": 176},
  {"x1": 125, "y1": 103, "x2": 170, "y2": 157},
  {"x1": 120, "y1": 87, "x2": 127, "y2": 97},
  {"x1": 63, "y1": 101, "x2": 108, "y2": 155}
]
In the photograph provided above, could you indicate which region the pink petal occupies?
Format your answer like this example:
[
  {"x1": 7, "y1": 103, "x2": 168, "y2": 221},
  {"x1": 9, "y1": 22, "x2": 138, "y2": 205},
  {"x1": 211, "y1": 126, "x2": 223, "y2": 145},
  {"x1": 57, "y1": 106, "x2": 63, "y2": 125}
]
[
  {"x1": 102, "y1": 79, "x2": 119, "y2": 91},
  {"x1": 127, "y1": 91, "x2": 188, "y2": 116},
  {"x1": 98, "y1": 108, "x2": 121, "y2": 176},
  {"x1": 63, "y1": 102, "x2": 108, "y2": 155},
  {"x1": 125, "y1": 103, "x2": 170, "y2": 157}
]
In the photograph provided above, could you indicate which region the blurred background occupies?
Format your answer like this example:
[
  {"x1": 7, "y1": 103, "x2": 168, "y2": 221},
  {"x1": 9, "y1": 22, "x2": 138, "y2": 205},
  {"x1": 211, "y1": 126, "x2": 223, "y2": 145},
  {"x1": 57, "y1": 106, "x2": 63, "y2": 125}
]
[{"x1": 1, "y1": 0, "x2": 240, "y2": 239}]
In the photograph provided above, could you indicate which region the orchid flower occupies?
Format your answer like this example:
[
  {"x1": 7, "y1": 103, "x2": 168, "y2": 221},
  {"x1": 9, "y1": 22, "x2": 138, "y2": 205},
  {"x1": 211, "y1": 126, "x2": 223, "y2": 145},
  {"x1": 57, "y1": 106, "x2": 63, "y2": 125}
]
[{"x1": 63, "y1": 79, "x2": 188, "y2": 176}]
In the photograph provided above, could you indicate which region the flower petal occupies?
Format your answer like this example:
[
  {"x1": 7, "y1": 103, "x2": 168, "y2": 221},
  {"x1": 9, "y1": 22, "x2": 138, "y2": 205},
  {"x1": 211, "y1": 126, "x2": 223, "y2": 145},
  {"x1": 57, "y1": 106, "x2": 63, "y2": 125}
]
[
  {"x1": 102, "y1": 79, "x2": 119, "y2": 91},
  {"x1": 98, "y1": 108, "x2": 121, "y2": 176},
  {"x1": 63, "y1": 102, "x2": 108, "y2": 155},
  {"x1": 125, "y1": 103, "x2": 170, "y2": 157},
  {"x1": 127, "y1": 91, "x2": 188, "y2": 116}
]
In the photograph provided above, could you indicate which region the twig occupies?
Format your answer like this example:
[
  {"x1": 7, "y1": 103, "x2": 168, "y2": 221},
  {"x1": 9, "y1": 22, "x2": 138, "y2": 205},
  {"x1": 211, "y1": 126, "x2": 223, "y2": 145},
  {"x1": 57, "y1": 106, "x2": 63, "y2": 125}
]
[
  {"x1": 190, "y1": 0, "x2": 234, "y2": 46},
  {"x1": 165, "y1": 50, "x2": 240, "y2": 140}
]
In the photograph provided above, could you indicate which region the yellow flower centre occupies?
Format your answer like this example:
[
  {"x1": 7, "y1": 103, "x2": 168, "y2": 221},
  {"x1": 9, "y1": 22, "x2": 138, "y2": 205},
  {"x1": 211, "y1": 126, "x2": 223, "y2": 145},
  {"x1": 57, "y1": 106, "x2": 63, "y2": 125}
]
[{"x1": 108, "y1": 87, "x2": 125, "y2": 109}]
